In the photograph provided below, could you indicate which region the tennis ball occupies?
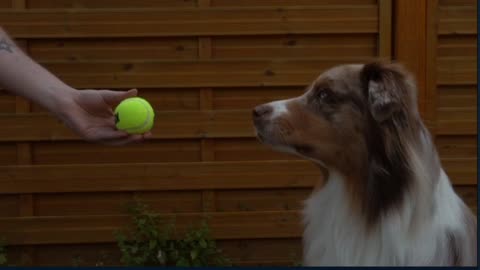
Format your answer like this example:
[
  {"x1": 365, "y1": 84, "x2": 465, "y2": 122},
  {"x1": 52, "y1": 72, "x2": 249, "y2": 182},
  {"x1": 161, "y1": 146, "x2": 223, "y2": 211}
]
[{"x1": 114, "y1": 97, "x2": 155, "y2": 134}]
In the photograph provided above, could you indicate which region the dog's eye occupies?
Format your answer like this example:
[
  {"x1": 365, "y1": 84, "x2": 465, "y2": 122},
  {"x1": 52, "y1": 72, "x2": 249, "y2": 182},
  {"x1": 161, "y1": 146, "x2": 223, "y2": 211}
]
[
  {"x1": 319, "y1": 90, "x2": 329, "y2": 100},
  {"x1": 316, "y1": 89, "x2": 334, "y2": 103}
]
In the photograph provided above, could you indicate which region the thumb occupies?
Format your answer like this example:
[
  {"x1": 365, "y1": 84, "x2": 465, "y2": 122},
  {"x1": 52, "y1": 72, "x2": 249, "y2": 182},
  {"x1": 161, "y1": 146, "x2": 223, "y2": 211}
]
[{"x1": 101, "y1": 89, "x2": 138, "y2": 107}]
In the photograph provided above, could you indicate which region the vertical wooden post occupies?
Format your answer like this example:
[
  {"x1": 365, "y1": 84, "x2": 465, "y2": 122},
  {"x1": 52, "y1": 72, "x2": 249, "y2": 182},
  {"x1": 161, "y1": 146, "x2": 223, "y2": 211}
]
[
  {"x1": 394, "y1": 0, "x2": 427, "y2": 119},
  {"x1": 378, "y1": 0, "x2": 393, "y2": 59},
  {"x1": 198, "y1": 0, "x2": 216, "y2": 212},
  {"x1": 425, "y1": 0, "x2": 439, "y2": 137}
]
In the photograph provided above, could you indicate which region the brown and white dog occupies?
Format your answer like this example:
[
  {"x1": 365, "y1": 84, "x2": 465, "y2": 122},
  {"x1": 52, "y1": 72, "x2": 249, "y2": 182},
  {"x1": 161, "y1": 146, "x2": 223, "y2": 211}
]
[{"x1": 252, "y1": 62, "x2": 477, "y2": 266}]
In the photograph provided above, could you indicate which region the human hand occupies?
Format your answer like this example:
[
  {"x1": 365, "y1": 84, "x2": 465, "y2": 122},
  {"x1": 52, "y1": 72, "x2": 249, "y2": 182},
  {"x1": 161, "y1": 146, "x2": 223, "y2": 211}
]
[{"x1": 57, "y1": 88, "x2": 152, "y2": 145}]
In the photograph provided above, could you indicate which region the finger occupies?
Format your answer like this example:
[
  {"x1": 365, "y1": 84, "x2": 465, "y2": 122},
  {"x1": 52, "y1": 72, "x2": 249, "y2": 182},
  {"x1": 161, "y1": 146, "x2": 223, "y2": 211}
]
[
  {"x1": 101, "y1": 134, "x2": 145, "y2": 146},
  {"x1": 143, "y1": 131, "x2": 153, "y2": 139},
  {"x1": 86, "y1": 128, "x2": 130, "y2": 142},
  {"x1": 100, "y1": 89, "x2": 138, "y2": 107}
]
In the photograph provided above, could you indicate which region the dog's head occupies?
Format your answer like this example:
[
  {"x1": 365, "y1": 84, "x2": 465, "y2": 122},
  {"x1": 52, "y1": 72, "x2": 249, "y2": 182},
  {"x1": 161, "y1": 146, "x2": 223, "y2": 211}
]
[{"x1": 253, "y1": 62, "x2": 419, "y2": 174}]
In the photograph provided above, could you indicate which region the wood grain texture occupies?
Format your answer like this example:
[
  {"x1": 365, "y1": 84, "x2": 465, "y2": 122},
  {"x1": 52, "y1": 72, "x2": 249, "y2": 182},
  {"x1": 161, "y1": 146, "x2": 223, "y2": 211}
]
[
  {"x1": 0, "y1": 211, "x2": 302, "y2": 245},
  {"x1": 35, "y1": 58, "x2": 372, "y2": 88},
  {"x1": 0, "y1": 110, "x2": 254, "y2": 141},
  {"x1": 8, "y1": 239, "x2": 302, "y2": 266},
  {"x1": 378, "y1": 0, "x2": 392, "y2": 58},
  {"x1": 0, "y1": 0, "x2": 476, "y2": 266},
  {"x1": 211, "y1": 0, "x2": 376, "y2": 6},
  {"x1": 434, "y1": 0, "x2": 477, "y2": 190},
  {"x1": 425, "y1": 0, "x2": 438, "y2": 130},
  {"x1": 0, "y1": 92, "x2": 16, "y2": 113},
  {"x1": 29, "y1": 38, "x2": 199, "y2": 61},
  {"x1": 0, "y1": 161, "x2": 322, "y2": 194},
  {"x1": 34, "y1": 191, "x2": 203, "y2": 216},
  {"x1": 31, "y1": 139, "x2": 201, "y2": 164},
  {"x1": 0, "y1": 6, "x2": 378, "y2": 38},
  {"x1": 212, "y1": 34, "x2": 377, "y2": 59},
  {"x1": 26, "y1": 0, "x2": 197, "y2": 8},
  {"x1": 438, "y1": 5, "x2": 477, "y2": 34},
  {"x1": 0, "y1": 143, "x2": 17, "y2": 165},
  {"x1": 394, "y1": 0, "x2": 427, "y2": 117}
]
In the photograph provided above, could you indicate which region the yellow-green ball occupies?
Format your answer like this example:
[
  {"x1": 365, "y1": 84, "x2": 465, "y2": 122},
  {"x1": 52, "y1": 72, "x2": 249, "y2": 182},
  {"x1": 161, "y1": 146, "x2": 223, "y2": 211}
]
[{"x1": 114, "y1": 97, "x2": 155, "y2": 134}]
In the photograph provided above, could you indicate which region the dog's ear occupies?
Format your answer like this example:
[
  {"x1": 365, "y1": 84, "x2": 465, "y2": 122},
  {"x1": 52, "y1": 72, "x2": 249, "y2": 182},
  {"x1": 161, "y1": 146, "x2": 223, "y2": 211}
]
[{"x1": 360, "y1": 62, "x2": 409, "y2": 123}]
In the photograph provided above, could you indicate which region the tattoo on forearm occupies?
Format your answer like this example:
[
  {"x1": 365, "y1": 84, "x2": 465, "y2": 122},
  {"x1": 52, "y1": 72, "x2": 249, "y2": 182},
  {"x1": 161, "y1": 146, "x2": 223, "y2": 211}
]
[{"x1": 0, "y1": 38, "x2": 14, "y2": 53}]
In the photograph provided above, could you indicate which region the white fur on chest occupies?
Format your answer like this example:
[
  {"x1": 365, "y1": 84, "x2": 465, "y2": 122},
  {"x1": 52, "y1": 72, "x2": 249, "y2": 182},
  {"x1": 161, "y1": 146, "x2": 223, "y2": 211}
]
[{"x1": 302, "y1": 169, "x2": 465, "y2": 266}]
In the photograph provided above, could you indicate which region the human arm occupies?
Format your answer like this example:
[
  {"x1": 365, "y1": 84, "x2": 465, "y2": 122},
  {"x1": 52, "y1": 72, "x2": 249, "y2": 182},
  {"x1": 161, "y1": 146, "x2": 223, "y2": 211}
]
[{"x1": 0, "y1": 27, "x2": 150, "y2": 145}]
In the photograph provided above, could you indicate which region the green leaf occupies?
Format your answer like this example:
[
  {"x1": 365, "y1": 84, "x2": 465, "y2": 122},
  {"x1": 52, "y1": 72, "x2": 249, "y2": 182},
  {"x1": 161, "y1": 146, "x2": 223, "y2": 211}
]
[
  {"x1": 176, "y1": 258, "x2": 190, "y2": 267},
  {"x1": 0, "y1": 254, "x2": 7, "y2": 265},
  {"x1": 199, "y1": 239, "x2": 207, "y2": 249},
  {"x1": 149, "y1": 240, "x2": 156, "y2": 250},
  {"x1": 190, "y1": 249, "x2": 198, "y2": 260}
]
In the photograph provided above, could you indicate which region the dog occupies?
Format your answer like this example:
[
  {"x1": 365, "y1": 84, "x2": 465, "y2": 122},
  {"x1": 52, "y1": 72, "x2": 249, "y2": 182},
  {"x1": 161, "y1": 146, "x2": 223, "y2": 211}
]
[{"x1": 252, "y1": 62, "x2": 477, "y2": 266}]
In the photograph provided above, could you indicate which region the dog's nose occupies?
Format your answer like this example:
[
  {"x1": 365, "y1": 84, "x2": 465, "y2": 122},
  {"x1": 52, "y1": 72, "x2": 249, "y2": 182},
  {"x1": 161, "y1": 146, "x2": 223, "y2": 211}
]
[{"x1": 253, "y1": 105, "x2": 272, "y2": 119}]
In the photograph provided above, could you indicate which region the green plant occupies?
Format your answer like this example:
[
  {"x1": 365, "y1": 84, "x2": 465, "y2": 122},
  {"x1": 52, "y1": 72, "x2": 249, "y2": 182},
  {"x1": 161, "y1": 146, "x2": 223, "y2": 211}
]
[
  {"x1": 289, "y1": 251, "x2": 302, "y2": 266},
  {"x1": 0, "y1": 239, "x2": 7, "y2": 266},
  {"x1": 115, "y1": 201, "x2": 230, "y2": 267},
  {"x1": 71, "y1": 255, "x2": 84, "y2": 267}
]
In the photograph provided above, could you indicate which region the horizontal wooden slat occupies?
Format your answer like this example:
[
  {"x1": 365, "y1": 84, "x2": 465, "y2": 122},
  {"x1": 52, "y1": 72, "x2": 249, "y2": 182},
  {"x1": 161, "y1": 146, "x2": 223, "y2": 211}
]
[
  {"x1": 438, "y1": 6, "x2": 477, "y2": 35},
  {"x1": 31, "y1": 89, "x2": 200, "y2": 113},
  {"x1": 0, "y1": 143, "x2": 17, "y2": 165},
  {"x1": 0, "y1": 195, "x2": 19, "y2": 217},
  {"x1": 439, "y1": 0, "x2": 477, "y2": 6},
  {"x1": 2, "y1": 107, "x2": 460, "y2": 142},
  {"x1": 0, "y1": 110, "x2": 254, "y2": 142},
  {"x1": 11, "y1": 239, "x2": 302, "y2": 266},
  {"x1": 437, "y1": 86, "x2": 477, "y2": 109},
  {"x1": 22, "y1": 0, "x2": 380, "y2": 9},
  {"x1": 441, "y1": 158, "x2": 477, "y2": 185},
  {"x1": 437, "y1": 135, "x2": 477, "y2": 159},
  {"x1": 28, "y1": 35, "x2": 377, "y2": 62},
  {"x1": 0, "y1": 159, "x2": 473, "y2": 194},
  {"x1": 437, "y1": 107, "x2": 476, "y2": 121},
  {"x1": 34, "y1": 191, "x2": 203, "y2": 216},
  {"x1": 219, "y1": 238, "x2": 301, "y2": 266},
  {"x1": 0, "y1": 211, "x2": 302, "y2": 245},
  {"x1": 0, "y1": 92, "x2": 16, "y2": 113},
  {"x1": 0, "y1": 7, "x2": 379, "y2": 38},
  {"x1": 453, "y1": 185, "x2": 478, "y2": 214},
  {"x1": 437, "y1": 35, "x2": 477, "y2": 57},
  {"x1": 438, "y1": 6, "x2": 477, "y2": 20},
  {"x1": 438, "y1": 20, "x2": 478, "y2": 35},
  {"x1": 212, "y1": 34, "x2": 377, "y2": 59},
  {"x1": 32, "y1": 137, "x2": 299, "y2": 165},
  {"x1": 31, "y1": 138, "x2": 299, "y2": 165},
  {"x1": 216, "y1": 188, "x2": 309, "y2": 212},
  {"x1": 0, "y1": 161, "x2": 321, "y2": 194},
  {"x1": 34, "y1": 188, "x2": 313, "y2": 216},
  {"x1": 211, "y1": 0, "x2": 376, "y2": 6},
  {"x1": 32, "y1": 139, "x2": 201, "y2": 164},
  {"x1": 438, "y1": 57, "x2": 476, "y2": 70},
  {"x1": 436, "y1": 120, "x2": 477, "y2": 135},
  {"x1": 35, "y1": 58, "x2": 372, "y2": 88},
  {"x1": 213, "y1": 87, "x2": 303, "y2": 110},
  {"x1": 27, "y1": 0, "x2": 197, "y2": 8},
  {"x1": 29, "y1": 38, "x2": 199, "y2": 61},
  {"x1": 437, "y1": 69, "x2": 476, "y2": 85},
  {"x1": 214, "y1": 138, "x2": 299, "y2": 161}
]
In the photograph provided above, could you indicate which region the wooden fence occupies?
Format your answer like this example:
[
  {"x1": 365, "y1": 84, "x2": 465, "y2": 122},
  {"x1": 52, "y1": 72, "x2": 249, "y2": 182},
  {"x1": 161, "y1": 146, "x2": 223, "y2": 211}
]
[{"x1": 0, "y1": 0, "x2": 477, "y2": 266}]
